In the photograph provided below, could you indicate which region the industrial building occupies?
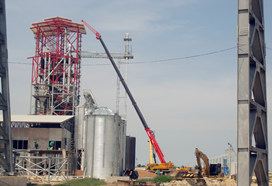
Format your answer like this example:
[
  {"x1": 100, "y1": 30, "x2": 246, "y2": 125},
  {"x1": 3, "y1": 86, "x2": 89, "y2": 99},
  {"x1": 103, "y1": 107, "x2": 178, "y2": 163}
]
[
  {"x1": 4, "y1": 115, "x2": 74, "y2": 150},
  {"x1": 0, "y1": 0, "x2": 269, "y2": 185},
  {"x1": 0, "y1": 17, "x2": 136, "y2": 181}
]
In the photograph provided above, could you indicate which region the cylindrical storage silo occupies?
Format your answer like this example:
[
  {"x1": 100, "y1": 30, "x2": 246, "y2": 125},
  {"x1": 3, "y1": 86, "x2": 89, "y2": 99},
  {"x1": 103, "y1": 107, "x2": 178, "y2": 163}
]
[
  {"x1": 84, "y1": 107, "x2": 126, "y2": 179},
  {"x1": 119, "y1": 119, "x2": 127, "y2": 174},
  {"x1": 75, "y1": 105, "x2": 85, "y2": 150},
  {"x1": 75, "y1": 105, "x2": 86, "y2": 171}
]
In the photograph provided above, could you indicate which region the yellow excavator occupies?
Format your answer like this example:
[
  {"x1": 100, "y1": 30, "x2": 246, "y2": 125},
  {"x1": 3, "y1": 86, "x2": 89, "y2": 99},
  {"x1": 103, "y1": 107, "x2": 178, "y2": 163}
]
[{"x1": 195, "y1": 148, "x2": 222, "y2": 177}]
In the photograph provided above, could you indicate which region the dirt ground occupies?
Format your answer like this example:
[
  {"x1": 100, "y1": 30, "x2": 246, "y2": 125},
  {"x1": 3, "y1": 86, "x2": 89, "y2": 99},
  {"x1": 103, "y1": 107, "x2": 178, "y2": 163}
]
[
  {"x1": 136, "y1": 169, "x2": 157, "y2": 178},
  {"x1": 162, "y1": 178, "x2": 236, "y2": 186},
  {"x1": 162, "y1": 178, "x2": 272, "y2": 186}
]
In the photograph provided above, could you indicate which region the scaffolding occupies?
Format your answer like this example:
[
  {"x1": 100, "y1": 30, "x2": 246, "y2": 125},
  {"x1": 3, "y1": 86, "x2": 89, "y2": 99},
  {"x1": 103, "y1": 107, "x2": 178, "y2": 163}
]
[
  {"x1": 29, "y1": 17, "x2": 86, "y2": 115},
  {"x1": 14, "y1": 150, "x2": 73, "y2": 183}
]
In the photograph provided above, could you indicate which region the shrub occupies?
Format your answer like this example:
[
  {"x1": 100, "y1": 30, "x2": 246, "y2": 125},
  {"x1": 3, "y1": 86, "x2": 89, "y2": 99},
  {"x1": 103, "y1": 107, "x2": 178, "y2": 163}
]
[{"x1": 55, "y1": 178, "x2": 106, "y2": 186}]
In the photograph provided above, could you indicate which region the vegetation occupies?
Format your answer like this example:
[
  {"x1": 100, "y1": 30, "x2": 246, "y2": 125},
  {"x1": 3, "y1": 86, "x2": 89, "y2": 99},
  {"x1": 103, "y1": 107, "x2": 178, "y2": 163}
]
[
  {"x1": 136, "y1": 175, "x2": 173, "y2": 184},
  {"x1": 54, "y1": 178, "x2": 106, "y2": 186},
  {"x1": 152, "y1": 175, "x2": 173, "y2": 183},
  {"x1": 27, "y1": 175, "x2": 174, "y2": 186}
]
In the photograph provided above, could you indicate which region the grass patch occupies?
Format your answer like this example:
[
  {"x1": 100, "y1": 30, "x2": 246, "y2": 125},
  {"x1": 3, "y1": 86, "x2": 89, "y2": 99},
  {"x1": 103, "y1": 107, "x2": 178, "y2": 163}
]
[
  {"x1": 54, "y1": 178, "x2": 106, "y2": 186},
  {"x1": 152, "y1": 175, "x2": 173, "y2": 183},
  {"x1": 136, "y1": 175, "x2": 173, "y2": 184}
]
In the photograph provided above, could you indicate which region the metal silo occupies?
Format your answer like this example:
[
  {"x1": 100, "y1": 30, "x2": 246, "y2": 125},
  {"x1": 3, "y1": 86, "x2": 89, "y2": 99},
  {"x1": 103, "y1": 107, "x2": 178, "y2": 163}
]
[
  {"x1": 75, "y1": 90, "x2": 98, "y2": 170},
  {"x1": 75, "y1": 105, "x2": 85, "y2": 150},
  {"x1": 84, "y1": 107, "x2": 126, "y2": 179},
  {"x1": 119, "y1": 119, "x2": 127, "y2": 174}
]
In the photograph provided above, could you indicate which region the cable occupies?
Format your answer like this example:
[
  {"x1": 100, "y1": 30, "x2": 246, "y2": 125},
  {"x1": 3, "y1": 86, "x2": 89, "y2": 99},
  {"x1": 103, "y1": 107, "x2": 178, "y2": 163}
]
[
  {"x1": 82, "y1": 46, "x2": 236, "y2": 66},
  {"x1": 7, "y1": 45, "x2": 271, "y2": 66},
  {"x1": 132, "y1": 46, "x2": 236, "y2": 64}
]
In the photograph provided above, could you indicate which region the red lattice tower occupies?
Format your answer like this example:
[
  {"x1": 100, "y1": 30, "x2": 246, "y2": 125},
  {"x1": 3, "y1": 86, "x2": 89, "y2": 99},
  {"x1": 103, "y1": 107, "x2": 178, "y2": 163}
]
[{"x1": 29, "y1": 17, "x2": 86, "y2": 115}]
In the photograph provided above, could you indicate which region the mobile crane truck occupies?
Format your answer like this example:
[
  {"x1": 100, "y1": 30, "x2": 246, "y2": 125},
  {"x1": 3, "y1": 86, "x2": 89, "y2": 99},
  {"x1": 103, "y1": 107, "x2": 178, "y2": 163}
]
[{"x1": 82, "y1": 20, "x2": 174, "y2": 174}]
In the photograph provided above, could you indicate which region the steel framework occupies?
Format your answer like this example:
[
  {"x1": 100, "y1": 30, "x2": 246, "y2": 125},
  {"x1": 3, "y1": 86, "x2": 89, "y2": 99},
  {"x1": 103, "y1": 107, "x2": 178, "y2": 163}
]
[
  {"x1": 30, "y1": 17, "x2": 86, "y2": 115},
  {"x1": 15, "y1": 155, "x2": 70, "y2": 183},
  {"x1": 0, "y1": 0, "x2": 13, "y2": 174},
  {"x1": 237, "y1": 0, "x2": 268, "y2": 185}
]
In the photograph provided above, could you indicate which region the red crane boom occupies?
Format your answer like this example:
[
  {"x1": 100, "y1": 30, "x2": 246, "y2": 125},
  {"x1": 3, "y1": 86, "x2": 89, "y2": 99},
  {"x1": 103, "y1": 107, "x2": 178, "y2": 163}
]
[{"x1": 82, "y1": 20, "x2": 166, "y2": 164}]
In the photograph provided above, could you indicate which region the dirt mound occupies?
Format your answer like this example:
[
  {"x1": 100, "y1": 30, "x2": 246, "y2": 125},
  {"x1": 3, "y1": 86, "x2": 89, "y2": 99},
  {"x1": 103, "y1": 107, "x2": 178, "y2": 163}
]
[{"x1": 136, "y1": 169, "x2": 157, "y2": 178}]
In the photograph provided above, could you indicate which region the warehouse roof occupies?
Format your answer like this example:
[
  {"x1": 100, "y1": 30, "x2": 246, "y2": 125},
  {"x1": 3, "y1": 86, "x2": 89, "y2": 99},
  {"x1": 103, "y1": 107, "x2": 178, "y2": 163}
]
[{"x1": 0, "y1": 115, "x2": 74, "y2": 123}]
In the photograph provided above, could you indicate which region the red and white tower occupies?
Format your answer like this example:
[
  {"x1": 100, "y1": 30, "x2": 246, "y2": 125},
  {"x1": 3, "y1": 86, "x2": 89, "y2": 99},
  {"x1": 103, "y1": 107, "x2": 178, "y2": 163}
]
[{"x1": 30, "y1": 17, "x2": 86, "y2": 115}]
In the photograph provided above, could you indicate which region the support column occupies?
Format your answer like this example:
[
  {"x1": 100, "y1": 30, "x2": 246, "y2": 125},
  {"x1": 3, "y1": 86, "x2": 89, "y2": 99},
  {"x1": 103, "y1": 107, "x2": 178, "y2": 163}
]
[
  {"x1": 237, "y1": 0, "x2": 268, "y2": 185},
  {"x1": 0, "y1": 0, "x2": 13, "y2": 174}
]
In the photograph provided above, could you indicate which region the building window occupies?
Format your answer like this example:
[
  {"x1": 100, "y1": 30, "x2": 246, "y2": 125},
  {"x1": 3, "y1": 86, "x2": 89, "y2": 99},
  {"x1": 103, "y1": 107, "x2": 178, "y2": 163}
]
[
  {"x1": 13, "y1": 140, "x2": 28, "y2": 149},
  {"x1": 48, "y1": 141, "x2": 61, "y2": 150}
]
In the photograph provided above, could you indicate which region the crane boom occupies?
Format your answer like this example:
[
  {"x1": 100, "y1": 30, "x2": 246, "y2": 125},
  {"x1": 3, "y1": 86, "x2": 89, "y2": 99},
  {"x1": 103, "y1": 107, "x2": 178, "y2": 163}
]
[{"x1": 82, "y1": 20, "x2": 166, "y2": 164}]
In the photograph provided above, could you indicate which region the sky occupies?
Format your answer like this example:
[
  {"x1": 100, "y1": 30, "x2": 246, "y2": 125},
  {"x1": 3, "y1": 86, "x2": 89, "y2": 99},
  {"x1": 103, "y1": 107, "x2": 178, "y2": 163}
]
[{"x1": 4, "y1": 0, "x2": 272, "y2": 169}]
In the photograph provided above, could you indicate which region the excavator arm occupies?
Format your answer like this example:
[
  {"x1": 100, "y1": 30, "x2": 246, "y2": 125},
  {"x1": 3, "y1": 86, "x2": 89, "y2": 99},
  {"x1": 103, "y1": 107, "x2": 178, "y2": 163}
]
[{"x1": 195, "y1": 148, "x2": 210, "y2": 176}]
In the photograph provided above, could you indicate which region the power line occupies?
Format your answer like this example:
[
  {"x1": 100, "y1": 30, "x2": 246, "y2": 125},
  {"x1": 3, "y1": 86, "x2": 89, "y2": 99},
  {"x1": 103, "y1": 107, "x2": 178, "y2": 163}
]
[
  {"x1": 8, "y1": 45, "x2": 271, "y2": 66},
  {"x1": 132, "y1": 46, "x2": 236, "y2": 64},
  {"x1": 82, "y1": 46, "x2": 236, "y2": 66}
]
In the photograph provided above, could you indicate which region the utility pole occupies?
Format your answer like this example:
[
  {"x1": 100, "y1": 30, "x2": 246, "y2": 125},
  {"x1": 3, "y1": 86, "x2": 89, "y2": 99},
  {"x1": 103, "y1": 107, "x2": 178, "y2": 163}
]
[{"x1": 0, "y1": 0, "x2": 14, "y2": 174}]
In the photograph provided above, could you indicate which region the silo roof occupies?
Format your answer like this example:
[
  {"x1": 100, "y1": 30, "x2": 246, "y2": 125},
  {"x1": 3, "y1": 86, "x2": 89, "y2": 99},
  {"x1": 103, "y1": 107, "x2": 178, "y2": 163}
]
[{"x1": 92, "y1": 107, "x2": 115, "y2": 116}]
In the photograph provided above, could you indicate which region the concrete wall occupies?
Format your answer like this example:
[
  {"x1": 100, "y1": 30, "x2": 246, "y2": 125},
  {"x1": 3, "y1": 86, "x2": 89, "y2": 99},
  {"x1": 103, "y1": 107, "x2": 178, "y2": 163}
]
[
  {"x1": 0, "y1": 177, "x2": 27, "y2": 186},
  {"x1": 12, "y1": 128, "x2": 71, "y2": 150}
]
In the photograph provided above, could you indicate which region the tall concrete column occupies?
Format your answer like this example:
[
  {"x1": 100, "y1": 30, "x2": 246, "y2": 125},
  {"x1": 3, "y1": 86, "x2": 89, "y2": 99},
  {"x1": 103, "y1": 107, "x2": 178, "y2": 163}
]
[
  {"x1": 0, "y1": 0, "x2": 13, "y2": 173},
  {"x1": 237, "y1": 0, "x2": 268, "y2": 185}
]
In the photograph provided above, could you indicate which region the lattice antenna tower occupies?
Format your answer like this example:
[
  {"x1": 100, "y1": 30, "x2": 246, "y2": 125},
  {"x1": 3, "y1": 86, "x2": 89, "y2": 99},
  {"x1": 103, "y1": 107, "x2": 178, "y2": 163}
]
[
  {"x1": 118, "y1": 33, "x2": 133, "y2": 118},
  {"x1": 30, "y1": 17, "x2": 86, "y2": 115}
]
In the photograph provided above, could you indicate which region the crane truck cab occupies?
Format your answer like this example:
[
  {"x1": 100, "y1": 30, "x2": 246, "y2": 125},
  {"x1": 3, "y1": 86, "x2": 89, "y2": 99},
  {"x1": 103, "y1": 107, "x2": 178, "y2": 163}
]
[{"x1": 209, "y1": 163, "x2": 222, "y2": 176}]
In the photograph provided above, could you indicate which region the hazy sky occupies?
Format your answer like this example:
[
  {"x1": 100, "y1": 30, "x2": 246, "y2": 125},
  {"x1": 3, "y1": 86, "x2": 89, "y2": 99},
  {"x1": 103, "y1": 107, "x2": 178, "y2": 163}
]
[{"x1": 5, "y1": 0, "x2": 272, "y2": 168}]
